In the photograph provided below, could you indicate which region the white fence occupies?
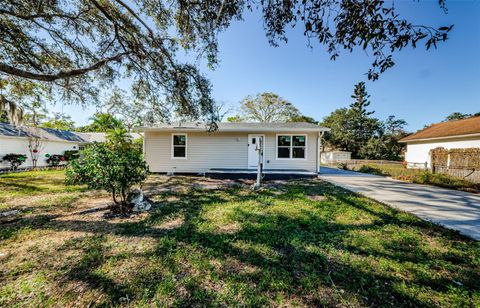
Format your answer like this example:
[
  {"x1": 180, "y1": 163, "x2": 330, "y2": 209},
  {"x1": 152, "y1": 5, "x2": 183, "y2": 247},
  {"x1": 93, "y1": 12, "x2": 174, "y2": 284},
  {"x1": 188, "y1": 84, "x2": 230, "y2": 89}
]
[{"x1": 323, "y1": 159, "x2": 403, "y2": 166}]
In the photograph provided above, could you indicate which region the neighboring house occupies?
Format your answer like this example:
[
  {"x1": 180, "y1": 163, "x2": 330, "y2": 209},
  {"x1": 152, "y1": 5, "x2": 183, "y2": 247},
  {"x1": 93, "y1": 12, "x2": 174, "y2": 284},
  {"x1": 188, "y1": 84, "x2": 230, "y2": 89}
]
[
  {"x1": 0, "y1": 123, "x2": 142, "y2": 169},
  {"x1": 139, "y1": 122, "x2": 330, "y2": 175},
  {"x1": 400, "y1": 116, "x2": 480, "y2": 168},
  {"x1": 320, "y1": 150, "x2": 351, "y2": 164},
  {"x1": 0, "y1": 123, "x2": 88, "y2": 169}
]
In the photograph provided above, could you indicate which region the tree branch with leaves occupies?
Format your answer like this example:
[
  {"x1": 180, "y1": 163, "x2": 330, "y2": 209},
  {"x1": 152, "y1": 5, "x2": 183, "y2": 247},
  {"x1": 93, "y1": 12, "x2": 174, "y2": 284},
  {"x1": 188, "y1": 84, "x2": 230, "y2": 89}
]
[{"x1": 1, "y1": 0, "x2": 452, "y2": 126}]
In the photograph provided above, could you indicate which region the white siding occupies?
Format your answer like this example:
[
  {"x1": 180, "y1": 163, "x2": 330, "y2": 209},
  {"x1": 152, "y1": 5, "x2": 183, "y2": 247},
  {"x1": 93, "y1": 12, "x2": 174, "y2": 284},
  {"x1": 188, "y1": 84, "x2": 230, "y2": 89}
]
[
  {"x1": 0, "y1": 136, "x2": 79, "y2": 169},
  {"x1": 144, "y1": 131, "x2": 319, "y2": 173},
  {"x1": 405, "y1": 136, "x2": 480, "y2": 168}
]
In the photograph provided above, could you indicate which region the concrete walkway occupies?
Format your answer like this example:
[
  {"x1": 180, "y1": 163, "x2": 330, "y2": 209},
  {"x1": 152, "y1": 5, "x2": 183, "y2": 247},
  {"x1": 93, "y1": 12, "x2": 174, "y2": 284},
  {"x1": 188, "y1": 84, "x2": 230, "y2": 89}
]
[{"x1": 319, "y1": 167, "x2": 480, "y2": 241}]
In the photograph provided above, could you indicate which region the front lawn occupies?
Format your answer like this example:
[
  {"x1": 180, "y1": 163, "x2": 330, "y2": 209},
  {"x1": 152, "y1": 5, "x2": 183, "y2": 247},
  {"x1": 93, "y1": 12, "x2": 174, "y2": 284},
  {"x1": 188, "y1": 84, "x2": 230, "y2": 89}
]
[{"x1": 1, "y1": 171, "x2": 479, "y2": 306}]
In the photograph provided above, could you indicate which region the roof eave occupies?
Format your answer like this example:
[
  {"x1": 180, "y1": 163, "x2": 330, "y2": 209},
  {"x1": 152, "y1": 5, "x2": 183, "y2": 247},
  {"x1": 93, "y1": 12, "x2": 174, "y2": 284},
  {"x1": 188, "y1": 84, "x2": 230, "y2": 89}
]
[
  {"x1": 135, "y1": 127, "x2": 331, "y2": 133},
  {"x1": 0, "y1": 134, "x2": 88, "y2": 143},
  {"x1": 399, "y1": 132, "x2": 480, "y2": 143}
]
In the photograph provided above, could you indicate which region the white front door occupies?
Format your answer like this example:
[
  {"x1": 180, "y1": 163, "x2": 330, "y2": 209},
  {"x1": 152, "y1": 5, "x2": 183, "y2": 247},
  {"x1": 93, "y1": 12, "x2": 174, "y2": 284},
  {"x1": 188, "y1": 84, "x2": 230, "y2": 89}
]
[{"x1": 248, "y1": 134, "x2": 264, "y2": 168}]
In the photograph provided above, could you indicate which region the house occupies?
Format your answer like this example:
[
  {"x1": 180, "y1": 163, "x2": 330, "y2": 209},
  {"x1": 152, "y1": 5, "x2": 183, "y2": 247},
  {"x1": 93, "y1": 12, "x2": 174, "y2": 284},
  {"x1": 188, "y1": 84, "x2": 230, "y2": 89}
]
[
  {"x1": 0, "y1": 123, "x2": 88, "y2": 169},
  {"x1": 399, "y1": 116, "x2": 480, "y2": 168},
  {"x1": 139, "y1": 122, "x2": 330, "y2": 176},
  {"x1": 320, "y1": 150, "x2": 351, "y2": 164},
  {"x1": 0, "y1": 123, "x2": 141, "y2": 169}
]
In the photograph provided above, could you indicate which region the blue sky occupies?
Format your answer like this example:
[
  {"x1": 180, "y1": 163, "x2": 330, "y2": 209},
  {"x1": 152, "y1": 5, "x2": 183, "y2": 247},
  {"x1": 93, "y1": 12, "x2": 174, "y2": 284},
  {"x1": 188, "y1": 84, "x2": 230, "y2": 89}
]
[{"x1": 64, "y1": 1, "x2": 480, "y2": 131}]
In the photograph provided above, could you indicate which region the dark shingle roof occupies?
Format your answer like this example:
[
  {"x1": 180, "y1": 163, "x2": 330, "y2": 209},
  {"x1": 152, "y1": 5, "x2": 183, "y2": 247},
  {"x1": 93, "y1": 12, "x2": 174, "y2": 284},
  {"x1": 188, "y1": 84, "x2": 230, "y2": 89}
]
[
  {"x1": 400, "y1": 116, "x2": 480, "y2": 142},
  {"x1": 0, "y1": 123, "x2": 88, "y2": 143}
]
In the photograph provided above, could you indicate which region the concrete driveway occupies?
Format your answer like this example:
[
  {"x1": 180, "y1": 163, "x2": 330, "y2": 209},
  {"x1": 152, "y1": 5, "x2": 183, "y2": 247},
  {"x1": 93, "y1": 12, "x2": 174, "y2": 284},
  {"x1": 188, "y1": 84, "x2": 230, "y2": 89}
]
[{"x1": 319, "y1": 167, "x2": 480, "y2": 241}]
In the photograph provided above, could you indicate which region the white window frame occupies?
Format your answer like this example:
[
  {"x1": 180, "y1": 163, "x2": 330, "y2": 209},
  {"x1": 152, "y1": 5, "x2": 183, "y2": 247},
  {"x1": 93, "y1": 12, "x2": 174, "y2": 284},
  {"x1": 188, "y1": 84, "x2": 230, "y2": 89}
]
[
  {"x1": 171, "y1": 133, "x2": 187, "y2": 159},
  {"x1": 275, "y1": 134, "x2": 308, "y2": 160}
]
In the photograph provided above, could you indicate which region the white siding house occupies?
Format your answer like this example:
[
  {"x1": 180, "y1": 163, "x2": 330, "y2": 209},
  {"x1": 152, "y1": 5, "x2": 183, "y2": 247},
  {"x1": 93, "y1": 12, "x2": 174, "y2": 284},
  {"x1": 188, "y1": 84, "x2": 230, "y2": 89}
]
[
  {"x1": 0, "y1": 124, "x2": 142, "y2": 170},
  {"x1": 400, "y1": 116, "x2": 480, "y2": 168},
  {"x1": 140, "y1": 122, "x2": 330, "y2": 175},
  {"x1": 0, "y1": 123, "x2": 89, "y2": 169}
]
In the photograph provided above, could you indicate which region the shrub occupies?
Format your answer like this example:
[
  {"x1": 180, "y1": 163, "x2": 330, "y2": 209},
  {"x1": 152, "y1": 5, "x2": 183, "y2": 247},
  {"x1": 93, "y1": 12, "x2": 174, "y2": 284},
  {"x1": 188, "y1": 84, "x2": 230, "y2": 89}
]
[
  {"x1": 65, "y1": 129, "x2": 148, "y2": 213},
  {"x1": 63, "y1": 150, "x2": 80, "y2": 161},
  {"x1": 2, "y1": 153, "x2": 28, "y2": 170},
  {"x1": 46, "y1": 154, "x2": 65, "y2": 166},
  {"x1": 357, "y1": 165, "x2": 385, "y2": 176},
  {"x1": 337, "y1": 162, "x2": 348, "y2": 170},
  {"x1": 412, "y1": 171, "x2": 479, "y2": 191}
]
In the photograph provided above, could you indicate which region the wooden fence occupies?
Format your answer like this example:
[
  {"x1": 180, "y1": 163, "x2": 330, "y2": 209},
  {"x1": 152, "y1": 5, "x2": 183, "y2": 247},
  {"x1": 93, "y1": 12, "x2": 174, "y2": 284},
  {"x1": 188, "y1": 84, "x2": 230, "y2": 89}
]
[{"x1": 431, "y1": 147, "x2": 480, "y2": 183}]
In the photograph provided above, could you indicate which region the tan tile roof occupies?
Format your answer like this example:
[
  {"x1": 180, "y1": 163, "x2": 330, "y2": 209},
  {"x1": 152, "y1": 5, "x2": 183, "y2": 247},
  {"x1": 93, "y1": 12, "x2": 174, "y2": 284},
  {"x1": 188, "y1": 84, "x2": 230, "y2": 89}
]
[{"x1": 400, "y1": 116, "x2": 480, "y2": 142}]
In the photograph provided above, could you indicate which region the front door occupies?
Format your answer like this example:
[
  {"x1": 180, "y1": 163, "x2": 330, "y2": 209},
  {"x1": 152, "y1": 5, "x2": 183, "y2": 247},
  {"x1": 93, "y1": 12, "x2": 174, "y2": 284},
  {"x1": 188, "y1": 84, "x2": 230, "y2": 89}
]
[{"x1": 248, "y1": 135, "x2": 264, "y2": 168}]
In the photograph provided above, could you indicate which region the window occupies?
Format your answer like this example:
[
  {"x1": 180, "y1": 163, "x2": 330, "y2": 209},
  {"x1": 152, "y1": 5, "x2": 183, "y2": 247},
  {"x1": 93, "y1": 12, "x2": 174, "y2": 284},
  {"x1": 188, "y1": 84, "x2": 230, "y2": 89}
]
[
  {"x1": 172, "y1": 134, "x2": 187, "y2": 159},
  {"x1": 277, "y1": 135, "x2": 306, "y2": 159}
]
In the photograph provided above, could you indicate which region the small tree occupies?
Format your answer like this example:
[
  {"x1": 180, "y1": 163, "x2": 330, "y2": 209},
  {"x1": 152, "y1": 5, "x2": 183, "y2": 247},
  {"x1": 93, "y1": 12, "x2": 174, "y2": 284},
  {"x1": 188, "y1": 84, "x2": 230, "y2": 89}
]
[
  {"x1": 2, "y1": 154, "x2": 27, "y2": 170},
  {"x1": 24, "y1": 126, "x2": 44, "y2": 169},
  {"x1": 66, "y1": 129, "x2": 148, "y2": 213}
]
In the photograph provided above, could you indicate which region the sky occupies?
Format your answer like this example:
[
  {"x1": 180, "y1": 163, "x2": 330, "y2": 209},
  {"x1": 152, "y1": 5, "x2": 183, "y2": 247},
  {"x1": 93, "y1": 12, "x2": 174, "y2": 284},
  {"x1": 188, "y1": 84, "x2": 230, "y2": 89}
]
[{"x1": 63, "y1": 0, "x2": 480, "y2": 132}]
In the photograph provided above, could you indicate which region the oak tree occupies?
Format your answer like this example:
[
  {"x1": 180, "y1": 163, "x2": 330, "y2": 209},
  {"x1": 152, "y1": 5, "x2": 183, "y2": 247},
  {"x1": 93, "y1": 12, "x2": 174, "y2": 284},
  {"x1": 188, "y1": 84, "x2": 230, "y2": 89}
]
[
  {"x1": 238, "y1": 92, "x2": 302, "y2": 123},
  {"x1": 1, "y1": 0, "x2": 452, "y2": 125}
]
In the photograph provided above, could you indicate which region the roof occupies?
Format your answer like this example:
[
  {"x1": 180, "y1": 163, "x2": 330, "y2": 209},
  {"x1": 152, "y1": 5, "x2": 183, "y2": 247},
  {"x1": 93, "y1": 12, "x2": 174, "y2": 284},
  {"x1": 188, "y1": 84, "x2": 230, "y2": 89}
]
[
  {"x1": 400, "y1": 116, "x2": 480, "y2": 142},
  {"x1": 137, "y1": 122, "x2": 330, "y2": 133},
  {"x1": 76, "y1": 132, "x2": 108, "y2": 143},
  {"x1": 0, "y1": 123, "x2": 88, "y2": 143},
  {"x1": 76, "y1": 132, "x2": 142, "y2": 143}
]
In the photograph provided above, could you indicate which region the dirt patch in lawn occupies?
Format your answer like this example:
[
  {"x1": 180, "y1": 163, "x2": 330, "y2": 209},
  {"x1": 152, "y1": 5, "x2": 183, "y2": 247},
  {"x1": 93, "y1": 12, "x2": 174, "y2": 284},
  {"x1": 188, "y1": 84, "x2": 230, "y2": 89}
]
[
  {"x1": 143, "y1": 174, "x2": 255, "y2": 194},
  {"x1": 306, "y1": 195, "x2": 327, "y2": 201}
]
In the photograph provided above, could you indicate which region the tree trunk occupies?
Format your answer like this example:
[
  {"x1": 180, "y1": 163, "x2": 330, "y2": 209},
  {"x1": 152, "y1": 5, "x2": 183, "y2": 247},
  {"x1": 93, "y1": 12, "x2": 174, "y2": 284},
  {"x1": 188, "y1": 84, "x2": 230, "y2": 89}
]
[{"x1": 111, "y1": 187, "x2": 118, "y2": 204}]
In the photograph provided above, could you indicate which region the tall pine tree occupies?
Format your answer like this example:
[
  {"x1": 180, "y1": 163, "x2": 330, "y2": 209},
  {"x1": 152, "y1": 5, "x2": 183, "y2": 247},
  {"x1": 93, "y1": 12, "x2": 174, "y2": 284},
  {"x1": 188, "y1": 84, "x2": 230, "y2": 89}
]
[
  {"x1": 350, "y1": 82, "x2": 374, "y2": 117},
  {"x1": 348, "y1": 82, "x2": 380, "y2": 156},
  {"x1": 322, "y1": 82, "x2": 381, "y2": 158}
]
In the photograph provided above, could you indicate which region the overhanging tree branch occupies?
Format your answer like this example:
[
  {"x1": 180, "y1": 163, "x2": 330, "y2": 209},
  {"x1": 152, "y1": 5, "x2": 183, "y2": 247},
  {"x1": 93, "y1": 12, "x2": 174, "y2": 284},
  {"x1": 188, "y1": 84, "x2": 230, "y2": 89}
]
[{"x1": 0, "y1": 52, "x2": 129, "y2": 81}]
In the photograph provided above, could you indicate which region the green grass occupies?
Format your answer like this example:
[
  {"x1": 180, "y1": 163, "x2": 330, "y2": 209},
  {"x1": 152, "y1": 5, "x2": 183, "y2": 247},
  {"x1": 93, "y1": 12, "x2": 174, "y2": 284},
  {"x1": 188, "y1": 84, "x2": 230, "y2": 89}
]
[
  {"x1": 0, "y1": 170, "x2": 479, "y2": 306},
  {"x1": 0, "y1": 170, "x2": 86, "y2": 209},
  {"x1": 350, "y1": 164, "x2": 480, "y2": 193}
]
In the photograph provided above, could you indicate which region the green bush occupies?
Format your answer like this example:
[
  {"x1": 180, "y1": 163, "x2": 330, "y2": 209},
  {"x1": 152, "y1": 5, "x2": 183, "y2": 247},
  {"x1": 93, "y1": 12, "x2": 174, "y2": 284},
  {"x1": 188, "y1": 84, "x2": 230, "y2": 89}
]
[
  {"x1": 412, "y1": 171, "x2": 479, "y2": 191},
  {"x1": 337, "y1": 162, "x2": 348, "y2": 170},
  {"x1": 63, "y1": 150, "x2": 80, "y2": 161},
  {"x1": 46, "y1": 154, "x2": 65, "y2": 166},
  {"x1": 2, "y1": 153, "x2": 28, "y2": 170},
  {"x1": 66, "y1": 130, "x2": 149, "y2": 213},
  {"x1": 357, "y1": 165, "x2": 385, "y2": 176}
]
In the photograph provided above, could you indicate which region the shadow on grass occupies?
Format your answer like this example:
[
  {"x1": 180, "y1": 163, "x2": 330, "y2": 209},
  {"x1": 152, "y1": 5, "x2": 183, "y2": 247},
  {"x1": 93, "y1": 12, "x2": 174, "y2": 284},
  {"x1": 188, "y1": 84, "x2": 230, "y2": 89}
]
[{"x1": 2, "y1": 180, "x2": 479, "y2": 306}]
